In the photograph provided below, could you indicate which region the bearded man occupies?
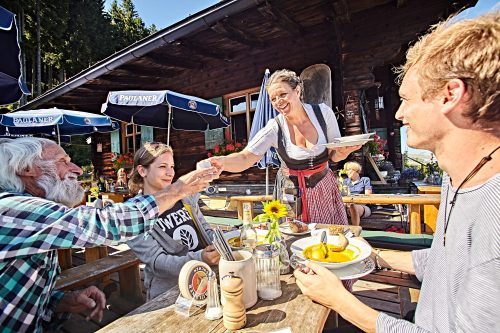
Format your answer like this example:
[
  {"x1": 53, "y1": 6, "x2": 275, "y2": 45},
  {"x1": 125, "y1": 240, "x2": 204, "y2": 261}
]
[{"x1": 0, "y1": 137, "x2": 215, "y2": 332}]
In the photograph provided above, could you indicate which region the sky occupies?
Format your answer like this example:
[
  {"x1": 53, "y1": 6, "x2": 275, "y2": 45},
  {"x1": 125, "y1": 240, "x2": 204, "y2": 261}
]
[
  {"x1": 105, "y1": 0, "x2": 498, "y2": 160},
  {"x1": 104, "y1": 0, "x2": 220, "y2": 29}
]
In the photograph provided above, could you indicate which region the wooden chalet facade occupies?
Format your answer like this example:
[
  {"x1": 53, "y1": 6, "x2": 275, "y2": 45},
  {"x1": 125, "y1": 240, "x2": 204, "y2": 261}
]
[{"x1": 20, "y1": 0, "x2": 476, "y2": 186}]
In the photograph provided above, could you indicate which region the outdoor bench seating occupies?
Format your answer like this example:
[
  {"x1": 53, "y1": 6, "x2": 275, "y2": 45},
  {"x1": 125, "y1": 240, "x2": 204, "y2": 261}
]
[
  {"x1": 361, "y1": 230, "x2": 433, "y2": 250},
  {"x1": 56, "y1": 249, "x2": 143, "y2": 304}
]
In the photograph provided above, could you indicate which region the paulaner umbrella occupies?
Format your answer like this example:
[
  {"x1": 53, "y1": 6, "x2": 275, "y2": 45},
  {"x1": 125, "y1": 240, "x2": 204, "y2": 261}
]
[
  {"x1": 102, "y1": 90, "x2": 230, "y2": 146},
  {"x1": 0, "y1": 6, "x2": 30, "y2": 105},
  {"x1": 0, "y1": 108, "x2": 118, "y2": 144},
  {"x1": 248, "y1": 69, "x2": 280, "y2": 195}
]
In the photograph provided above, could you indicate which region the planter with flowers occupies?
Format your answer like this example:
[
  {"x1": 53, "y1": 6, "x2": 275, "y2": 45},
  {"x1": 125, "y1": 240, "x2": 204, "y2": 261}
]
[
  {"x1": 207, "y1": 140, "x2": 245, "y2": 157},
  {"x1": 365, "y1": 133, "x2": 387, "y2": 157},
  {"x1": 111, "y1": 152, "x2": 134, "y2": 172}
]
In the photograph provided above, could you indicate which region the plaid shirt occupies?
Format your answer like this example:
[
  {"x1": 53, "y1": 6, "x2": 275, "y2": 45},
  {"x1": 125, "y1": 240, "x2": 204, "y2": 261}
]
[{"x1": 0, "y1": 192, "x2": 159, "y2": 332}]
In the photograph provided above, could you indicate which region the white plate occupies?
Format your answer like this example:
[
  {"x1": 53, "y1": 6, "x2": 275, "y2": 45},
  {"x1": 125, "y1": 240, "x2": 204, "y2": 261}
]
[
  {"x1": 321, "y1": 137, "x2": 373, "y2": 149},
  {"x1": 290, "y1": 236, "x2": 372, "y2": 269},
  {"x1": 329, "y1": 258, "x2": 375, "y2": 280},
  {"x1": 279, "y1": 222, "x2": 316, "y2": 236}
]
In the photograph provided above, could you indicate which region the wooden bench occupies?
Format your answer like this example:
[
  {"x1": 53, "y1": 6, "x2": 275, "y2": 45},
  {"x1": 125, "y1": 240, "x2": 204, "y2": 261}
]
[{"x1": 56, "y1": 249, "x2": 143, "y2": 304}]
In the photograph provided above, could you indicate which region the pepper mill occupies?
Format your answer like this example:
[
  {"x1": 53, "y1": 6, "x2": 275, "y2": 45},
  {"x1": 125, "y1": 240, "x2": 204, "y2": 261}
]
[{"x1": 220, "y1": 272, "x2": 246, "y2": 330}]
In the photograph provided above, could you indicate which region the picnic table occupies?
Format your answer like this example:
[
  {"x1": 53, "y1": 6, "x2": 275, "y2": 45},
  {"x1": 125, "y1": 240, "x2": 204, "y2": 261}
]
[
  {"x1": 229, "y1": 194, "x2": 441, "y2": 234},
  {"x1": 342, "y1": 194, "x2": 441, "y2": 234}
]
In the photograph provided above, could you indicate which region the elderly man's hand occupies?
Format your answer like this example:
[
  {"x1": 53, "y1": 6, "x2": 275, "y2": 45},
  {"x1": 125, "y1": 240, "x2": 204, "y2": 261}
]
[
  {"x1": 294, "y1": 261, "x2": 348, "y2": 310},
  {"x1": 56, "y1": 286, "x2": 106, "y2": 322}
]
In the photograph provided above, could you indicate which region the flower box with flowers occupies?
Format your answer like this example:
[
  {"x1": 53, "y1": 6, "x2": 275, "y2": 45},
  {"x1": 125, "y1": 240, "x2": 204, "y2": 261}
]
[
  {"x1": 111, "y1": 152, "x2": 134, "y2": 172},
  {"x1": 207, "y1": 140, "x2": 245, "y2": 157}
]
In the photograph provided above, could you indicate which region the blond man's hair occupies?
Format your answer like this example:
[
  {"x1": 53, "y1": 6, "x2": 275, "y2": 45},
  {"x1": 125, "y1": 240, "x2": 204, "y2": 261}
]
[
  {"x1": 344, "y1": 161, "x2": 362, "y2": 173},
  {"x1": 395, "y1": 11, "x2": 499, "y2": 127}
]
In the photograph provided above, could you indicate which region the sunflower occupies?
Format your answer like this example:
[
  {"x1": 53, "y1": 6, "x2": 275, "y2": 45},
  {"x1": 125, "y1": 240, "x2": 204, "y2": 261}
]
[{"x1": 262, "y1": 200, "x2": 287, "y2": 221}]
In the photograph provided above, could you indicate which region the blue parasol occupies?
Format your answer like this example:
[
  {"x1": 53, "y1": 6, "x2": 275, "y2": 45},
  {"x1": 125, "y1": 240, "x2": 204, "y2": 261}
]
[
  {"x1": 0, "y1": 6, "x2": 30, "y2": 105},
  {"x1": 0, "y1": 108, "x2": 118, "y2": 144},
  {"x1": 102, "y1": 90, "x2": 230, "y2": 145},
  {"x1": 248, "y1": 69, "x2": 280, "y2": 195}
]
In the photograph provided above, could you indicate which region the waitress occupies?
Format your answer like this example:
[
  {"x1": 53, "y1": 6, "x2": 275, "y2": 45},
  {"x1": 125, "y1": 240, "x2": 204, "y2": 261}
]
[{"x1": 206, "y1": 69, "x2": 360, "y2": 225}]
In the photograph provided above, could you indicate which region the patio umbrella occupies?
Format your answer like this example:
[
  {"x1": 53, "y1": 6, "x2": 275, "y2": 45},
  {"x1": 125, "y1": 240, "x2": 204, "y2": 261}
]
[
  {"x1": 101, "y1": 90, "x2": 230, "y2": 145},
  {"x1": 0, "y1": 108, "x2": 118, "y2": 144},
  {"x1": 0, "y1": 6, "x2": 30, "y2": 105},
  {"x1": 248, "y1": 69, "x2": 280, "y2": 195}
]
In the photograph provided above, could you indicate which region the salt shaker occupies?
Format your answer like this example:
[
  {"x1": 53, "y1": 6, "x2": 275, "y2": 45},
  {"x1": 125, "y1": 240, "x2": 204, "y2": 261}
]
[
  {"x1": 204, "y1": 271, "x2": 223, "y2": 320},
  {"x1": 221, "y1": 272, "x2": 246, "y2": 330},
  {"x1": 254, "y1": 244, "x2": 282, "y2": 300}
]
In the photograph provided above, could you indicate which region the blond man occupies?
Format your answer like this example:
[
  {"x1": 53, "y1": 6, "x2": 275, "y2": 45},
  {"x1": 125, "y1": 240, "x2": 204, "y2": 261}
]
[{"x1": 295, "y1": 12, "x2": 499, "y2": 332}]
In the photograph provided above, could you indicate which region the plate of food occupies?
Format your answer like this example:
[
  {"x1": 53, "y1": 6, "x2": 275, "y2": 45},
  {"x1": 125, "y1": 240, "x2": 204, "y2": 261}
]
[
  {"x1": 320, "y1": 132, "x2": 375, "y2": 149},
  {"x1": 291, "y1": 255, "x2": 374, "y2": 280},
  {"x1": 290, "y1": 234, "x2": 372, "y2": 269},
  {"x1": 279, "y1": 220, "x2": 316, "y2": 236}
]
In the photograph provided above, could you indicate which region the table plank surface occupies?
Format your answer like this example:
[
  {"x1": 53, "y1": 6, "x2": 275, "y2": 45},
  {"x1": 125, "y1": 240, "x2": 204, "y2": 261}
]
[
  {"x1": 97, "y1": 274, "x2": 329, "y2": 333},
  {"x1": 341, "y1": 194, "x2": 440, "y2": 205}
]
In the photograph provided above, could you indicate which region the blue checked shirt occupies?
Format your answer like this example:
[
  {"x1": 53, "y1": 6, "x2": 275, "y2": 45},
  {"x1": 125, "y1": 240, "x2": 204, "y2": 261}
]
[{"x1": 0, "y1": 192, "x2": 159, "y2": 332}]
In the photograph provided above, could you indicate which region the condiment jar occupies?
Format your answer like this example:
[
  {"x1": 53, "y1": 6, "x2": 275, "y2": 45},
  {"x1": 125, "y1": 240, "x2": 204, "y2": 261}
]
[
  {"x1": 254, "y1": 244, "x2": 282, "y2": 300},
  {"x1": 221, "y1": 272, "x2": 246, "y2": 330},
  {"x1": 204, "y1": 271, "x2": 222, "y2": 320}
]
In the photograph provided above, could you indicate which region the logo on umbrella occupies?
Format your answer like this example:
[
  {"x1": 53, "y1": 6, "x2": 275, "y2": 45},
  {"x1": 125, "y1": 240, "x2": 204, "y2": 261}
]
[
  {"x1": 188, "y1": 100, "x2": 197, "y2": 110},
  {"x1": 84, "y1": 118, "x2": 91, "y2": 125}
]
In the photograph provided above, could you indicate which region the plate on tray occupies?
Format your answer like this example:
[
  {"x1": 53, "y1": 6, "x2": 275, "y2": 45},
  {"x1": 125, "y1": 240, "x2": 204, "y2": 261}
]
[
  {"x1": 321, "y1": 132, "x2": 375, "y2": 149},
  {"x1": 279, "y1": 222, "x2": 316, "y2": 236}
]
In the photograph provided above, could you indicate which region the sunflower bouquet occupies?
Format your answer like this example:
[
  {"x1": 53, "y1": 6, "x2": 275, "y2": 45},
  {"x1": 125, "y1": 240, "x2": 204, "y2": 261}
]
[{"x1": 253, "y1": 200, "x2": 288, "y2": 244}]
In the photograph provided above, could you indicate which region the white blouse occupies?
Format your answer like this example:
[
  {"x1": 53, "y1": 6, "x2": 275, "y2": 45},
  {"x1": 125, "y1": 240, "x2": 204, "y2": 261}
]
[{"x1": 245, "y1": 103, "x2": 341, "y2": 159}]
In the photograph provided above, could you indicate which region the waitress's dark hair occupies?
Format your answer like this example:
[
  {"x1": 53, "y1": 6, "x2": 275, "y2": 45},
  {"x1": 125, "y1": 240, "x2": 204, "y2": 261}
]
[{"x1": 267, "y1": 69, "x2": 304, "y2": 100}]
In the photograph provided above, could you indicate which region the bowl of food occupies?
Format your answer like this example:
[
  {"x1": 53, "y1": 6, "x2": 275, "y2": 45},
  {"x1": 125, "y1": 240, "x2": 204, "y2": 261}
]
[
  {"x1": 290, "y1": 235, "x2": 371, "y2": 269},
  {"x1": 224, "y1": 229, "x2": 268, "y2": 250}
]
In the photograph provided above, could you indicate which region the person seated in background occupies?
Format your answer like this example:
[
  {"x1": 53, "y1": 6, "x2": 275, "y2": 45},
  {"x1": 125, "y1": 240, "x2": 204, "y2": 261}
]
[
  {"x1": 115, "y1": 167, "x2": 128, "y2": 189},
  {"x1": 343, "y1": 161, "x2": 373, "y2": 226},
  {"x1": 126, "y1": 142, "x2": 220, "y2": 301}
]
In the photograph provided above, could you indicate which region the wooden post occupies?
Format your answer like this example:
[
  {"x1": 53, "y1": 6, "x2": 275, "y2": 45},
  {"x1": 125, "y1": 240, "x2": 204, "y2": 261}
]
[
  {"x1": 119, "y1": 265, "x2": 144, "y2": 304},
  {"x1": 408, "y1": 204, "x2": 421, "y2": 234}
]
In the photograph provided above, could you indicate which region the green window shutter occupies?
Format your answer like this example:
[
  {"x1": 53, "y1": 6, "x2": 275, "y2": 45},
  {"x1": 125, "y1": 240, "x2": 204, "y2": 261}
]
[
  {"x1": 141, "y1": 126, "x2": 154, "y2": 147},
  {"x1": 111, "y1": 130, "x2": 121, "y2": 153},
  {"x1": 205, "y1": 97, "x2": 225, "y2": 150}
]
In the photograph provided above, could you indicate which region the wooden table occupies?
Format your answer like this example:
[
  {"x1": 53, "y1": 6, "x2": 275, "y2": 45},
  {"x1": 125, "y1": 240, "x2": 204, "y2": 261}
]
[
  {"x1": 98, "y1": 226, "x2": 358, "y2": 333},
  {"x1": 342, "y1": 194, "x2": 441, "y2": 234}
]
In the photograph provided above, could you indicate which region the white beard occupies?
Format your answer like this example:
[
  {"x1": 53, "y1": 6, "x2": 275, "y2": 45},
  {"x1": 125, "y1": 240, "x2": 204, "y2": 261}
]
[{"x1": 37, "y1": 163, "x2": 85, "y2": 207}]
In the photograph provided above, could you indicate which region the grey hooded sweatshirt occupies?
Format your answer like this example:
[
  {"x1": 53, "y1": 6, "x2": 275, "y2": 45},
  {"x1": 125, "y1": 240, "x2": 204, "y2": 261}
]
[{"x1": 127, "y1": 193, "x2": 214, "y2": 300}]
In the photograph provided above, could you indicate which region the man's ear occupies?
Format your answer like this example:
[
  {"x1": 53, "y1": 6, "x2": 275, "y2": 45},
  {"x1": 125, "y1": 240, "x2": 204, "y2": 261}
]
[
  {"x1": 17, "y1": 165, "x2": 39, "y2": 177},
  {"x1": 441, "y1": 79, "x2": 466, "y2": 115}
]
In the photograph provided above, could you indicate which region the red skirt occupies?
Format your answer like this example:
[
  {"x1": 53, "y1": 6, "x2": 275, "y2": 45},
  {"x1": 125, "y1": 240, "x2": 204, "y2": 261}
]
[{"x1": 303, "y1": 169, "x2": 348, "y2": 225}]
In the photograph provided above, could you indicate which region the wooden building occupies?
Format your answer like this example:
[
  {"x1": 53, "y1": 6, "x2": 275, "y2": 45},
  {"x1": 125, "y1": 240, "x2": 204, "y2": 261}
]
[{"x1": 20, "y1": 0, "x2": 476, "y2": 186}]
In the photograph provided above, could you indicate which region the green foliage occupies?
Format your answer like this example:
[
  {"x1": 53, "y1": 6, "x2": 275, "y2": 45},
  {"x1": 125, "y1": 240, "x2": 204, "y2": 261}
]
[
  {"x1": 63, "y1": 136, "x2": 92, "y2": 167},
  {"x1": 1, "y1": 0, "x2": 156, "y2": 105}
]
